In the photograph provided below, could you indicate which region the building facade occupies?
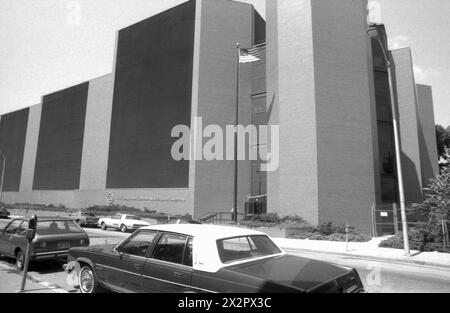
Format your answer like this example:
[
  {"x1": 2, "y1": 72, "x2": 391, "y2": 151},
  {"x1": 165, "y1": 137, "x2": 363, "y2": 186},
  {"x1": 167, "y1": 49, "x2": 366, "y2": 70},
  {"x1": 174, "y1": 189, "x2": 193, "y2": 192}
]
[{"x1": 0, "y1": 0, "x2": 439, "y2": 234}]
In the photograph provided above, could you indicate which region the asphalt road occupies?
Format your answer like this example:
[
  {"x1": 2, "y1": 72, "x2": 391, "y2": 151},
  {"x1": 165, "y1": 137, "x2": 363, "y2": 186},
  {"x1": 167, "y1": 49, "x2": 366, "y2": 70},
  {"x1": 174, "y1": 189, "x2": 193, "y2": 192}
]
[{"x1": 1, "y1": 219, "x2": 449, "y2": 293}]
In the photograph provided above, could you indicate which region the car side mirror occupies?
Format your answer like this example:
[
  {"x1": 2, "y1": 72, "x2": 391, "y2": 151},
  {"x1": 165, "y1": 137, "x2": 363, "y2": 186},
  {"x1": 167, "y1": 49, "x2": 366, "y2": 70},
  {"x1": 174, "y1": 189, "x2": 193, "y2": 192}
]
[{"x1": 115, "y1": 246, "x2": 124, "y2": 257}]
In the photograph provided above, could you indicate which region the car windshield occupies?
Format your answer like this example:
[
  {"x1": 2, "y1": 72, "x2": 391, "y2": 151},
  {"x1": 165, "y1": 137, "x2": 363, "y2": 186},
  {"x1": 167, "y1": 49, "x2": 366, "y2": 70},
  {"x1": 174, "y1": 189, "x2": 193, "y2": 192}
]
[
  {"x1": 126, "y1": 215, "x2": 141, "y2": 221},
  {"x1": 217, "y1": 235, "x2": 282, "y2": 264},
  {"x1": 36, "y1": 220, "x2": 83, "y2": 235}
]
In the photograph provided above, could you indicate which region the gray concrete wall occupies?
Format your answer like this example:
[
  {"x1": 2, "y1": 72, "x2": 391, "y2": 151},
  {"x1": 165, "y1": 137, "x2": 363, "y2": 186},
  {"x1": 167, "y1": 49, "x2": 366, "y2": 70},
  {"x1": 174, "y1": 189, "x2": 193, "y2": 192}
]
[
  {"x1": 19, "y1": 103, "x2": 42, "y2": 192},
  {"x1": 191, "y1": 0, "x2": 254, "y2": 219},
  {"x1": 79, "y1": 74, "x2": 114, "y2": 190},
  {"x1": 311, "y1": 0, "x2": 378, "y2": 233},
  {"x1": 268, "y1": 0, "x2": 319, "y2": 224},
  {"x1": 416, "y1": 84, "x2": 439, "y2": 188},
  {"x1": 391, "y1": 48, "x2": 423, "y2": 204}
]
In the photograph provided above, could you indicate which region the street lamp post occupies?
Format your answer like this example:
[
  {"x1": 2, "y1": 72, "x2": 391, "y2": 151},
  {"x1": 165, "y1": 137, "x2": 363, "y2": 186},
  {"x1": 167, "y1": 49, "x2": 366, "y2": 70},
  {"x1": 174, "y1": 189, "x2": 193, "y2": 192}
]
[
  {"x1": 0, "y1": 150, "x2": 6, "y2": 205},
  {"x1": 367, "y1": 24, "x2": 411, "y2": 257}
]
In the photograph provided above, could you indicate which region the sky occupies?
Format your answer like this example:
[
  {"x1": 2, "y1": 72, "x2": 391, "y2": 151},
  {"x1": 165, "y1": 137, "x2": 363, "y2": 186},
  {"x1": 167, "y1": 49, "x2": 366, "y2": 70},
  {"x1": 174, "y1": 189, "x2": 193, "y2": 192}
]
[{"x1": 0, "y1": 0, "x2": 448, "y2": 126}]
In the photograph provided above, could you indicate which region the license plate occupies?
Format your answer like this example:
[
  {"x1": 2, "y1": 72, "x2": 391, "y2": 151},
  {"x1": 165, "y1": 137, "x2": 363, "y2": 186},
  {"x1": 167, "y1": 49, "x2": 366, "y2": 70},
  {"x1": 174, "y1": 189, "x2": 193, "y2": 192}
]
[{"x1": 58, "y1": 241, "x2": 71, "y2": 249}]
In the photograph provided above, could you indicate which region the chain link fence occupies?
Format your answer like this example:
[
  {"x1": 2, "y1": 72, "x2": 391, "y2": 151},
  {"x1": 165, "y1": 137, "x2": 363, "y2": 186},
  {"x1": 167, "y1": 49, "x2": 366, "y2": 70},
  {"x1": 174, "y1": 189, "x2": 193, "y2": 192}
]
[
  {"x1": 371, "y1": 204, "x2": 421, "y2": 237},
  {"x1": 372, "y1": 204, "x2": 450, "y2": 248}
]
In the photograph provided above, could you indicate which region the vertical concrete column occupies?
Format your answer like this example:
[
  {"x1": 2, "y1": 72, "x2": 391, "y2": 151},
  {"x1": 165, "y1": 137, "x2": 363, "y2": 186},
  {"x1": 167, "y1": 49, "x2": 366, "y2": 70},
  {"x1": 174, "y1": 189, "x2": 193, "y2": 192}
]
[
  {"x1": 265, "y1": 0, "x2": 281, "y2": 217},
  {"x1": 19, "y1": 103, "x2": 42, "y2": 193},
  {"x1": 266, "y1": 0, "x2": 378, "y2": 233},
  {"x1": 391, "y1": 48, "x2": 423, "y2": 204},
  {"x1": 416, "y1": 84, "x2": 439, "y2": 188},
  {"x1": 313, "y1": 0, "x2": 378, "y2": 233},
  {"x1": 79, "y1": 74, "x2": 114, "y2": 190},
  {"x1": 190, "y1": 0, "x2": 253, "y2": 219}
]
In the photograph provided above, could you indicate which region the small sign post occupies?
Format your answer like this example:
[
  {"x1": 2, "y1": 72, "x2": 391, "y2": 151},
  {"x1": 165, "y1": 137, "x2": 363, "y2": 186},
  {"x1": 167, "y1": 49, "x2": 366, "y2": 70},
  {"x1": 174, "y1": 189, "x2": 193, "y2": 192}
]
[{"x1": 345, "y1": 224, "x2": 350, "y2": 252}]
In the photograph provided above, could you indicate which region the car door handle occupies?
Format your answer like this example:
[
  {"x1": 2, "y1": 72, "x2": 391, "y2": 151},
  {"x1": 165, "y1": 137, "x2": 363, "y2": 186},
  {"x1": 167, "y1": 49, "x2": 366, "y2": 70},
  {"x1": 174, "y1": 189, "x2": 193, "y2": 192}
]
[
  {"x1": 174, "y1": 272, "x2": 183, "y2": 278},
  {"x1": 134, "y1": 264, "x2": 143, "y2": 271}
]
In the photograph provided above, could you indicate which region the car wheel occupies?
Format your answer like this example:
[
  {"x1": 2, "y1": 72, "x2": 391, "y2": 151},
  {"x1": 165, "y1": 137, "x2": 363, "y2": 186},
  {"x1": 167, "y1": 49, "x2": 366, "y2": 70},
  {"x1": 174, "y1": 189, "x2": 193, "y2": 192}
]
[
  {"x1": 79, "y1": 265, "x2": 100, "y2": 294},
  {"x1": 101, "y1": 222, "x2": 107, "y2": 230},
  {"x1": 120, "y1": 224, "x2": 127, "y2": 233},
  {"x1": 15, "y1": 250, "x2": 25, "y2": 271}
]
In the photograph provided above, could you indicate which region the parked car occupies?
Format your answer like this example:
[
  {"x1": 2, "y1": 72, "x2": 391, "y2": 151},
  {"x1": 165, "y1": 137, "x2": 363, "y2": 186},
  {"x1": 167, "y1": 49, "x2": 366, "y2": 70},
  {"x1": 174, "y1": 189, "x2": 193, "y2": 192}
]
[
  {"x1": 0, "y1": 207, "x2": 10, "y2": 219},
  {"x1": 70, "y1": 211, "x2": 99, "y2": 228},
  {"x1": 0, "y1": 216, "x2": 90, "y2": 270},
  {"x1": 64, "y1": 224, "x2": 364, "y2": 293},
  {"x1": 98, "y1": 213, "x2": 151, "y2": 233}
]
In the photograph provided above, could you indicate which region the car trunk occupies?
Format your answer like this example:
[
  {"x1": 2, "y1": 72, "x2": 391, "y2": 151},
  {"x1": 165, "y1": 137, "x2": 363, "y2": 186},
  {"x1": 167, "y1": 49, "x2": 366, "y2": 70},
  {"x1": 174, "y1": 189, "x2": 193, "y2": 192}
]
[
  {"x1": 33, "y1": 233, "x2": 89, "y2": 253},
  {"x1": 226, "y1": 254, "x2": 360, "y2": 292}
]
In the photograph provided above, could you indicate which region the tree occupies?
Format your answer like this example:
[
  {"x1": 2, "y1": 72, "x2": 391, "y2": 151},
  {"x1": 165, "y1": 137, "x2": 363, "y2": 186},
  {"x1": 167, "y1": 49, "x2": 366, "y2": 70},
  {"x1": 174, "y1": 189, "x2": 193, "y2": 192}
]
[
  {"x1": 415, "y1": 160, "x2": 449, "y2": 229},
  {"x1": 436, "y1": 125, "x2": 450, "y2": 158}
]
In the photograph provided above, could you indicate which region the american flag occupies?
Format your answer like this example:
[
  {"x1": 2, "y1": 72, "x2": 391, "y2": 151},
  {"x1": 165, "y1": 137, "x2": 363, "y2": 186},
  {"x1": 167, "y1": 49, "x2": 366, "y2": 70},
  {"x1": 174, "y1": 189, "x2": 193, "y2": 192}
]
[{"x1": 239, "y1": 47, "x2": 262, "y2": 63}]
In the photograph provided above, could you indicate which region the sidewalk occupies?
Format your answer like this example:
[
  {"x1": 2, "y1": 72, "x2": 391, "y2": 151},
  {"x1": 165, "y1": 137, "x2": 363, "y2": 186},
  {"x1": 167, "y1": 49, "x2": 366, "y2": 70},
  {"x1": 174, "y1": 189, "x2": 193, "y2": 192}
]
[
  {"x1": 273, "y1": 237, "x2": 450, "y2": 269},
  {"x1": 0, "y1": 263, "x2": 62, "y2": 293}
]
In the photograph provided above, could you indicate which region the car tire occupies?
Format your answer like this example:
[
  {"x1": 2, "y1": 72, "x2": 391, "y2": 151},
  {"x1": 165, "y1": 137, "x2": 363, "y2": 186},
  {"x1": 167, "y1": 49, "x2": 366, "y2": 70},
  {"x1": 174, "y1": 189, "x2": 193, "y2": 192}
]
[
  {"x1": 79, "y1": 265, "x2": 100, "y2": 294},
  {"x1": 15, "y1": 250, "x2": 25, "y2": 271},
  {"x1": 101, "y1": 222, "x2": 107, "y2": 230},
  {"x1": 120, "y1": 224, "x2": 127, "y2": 233}
]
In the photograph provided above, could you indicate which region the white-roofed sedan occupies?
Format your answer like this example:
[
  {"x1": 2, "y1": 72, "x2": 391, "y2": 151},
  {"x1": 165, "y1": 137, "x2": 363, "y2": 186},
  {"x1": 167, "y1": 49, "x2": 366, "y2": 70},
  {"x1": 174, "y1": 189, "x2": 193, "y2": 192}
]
[{"x1": 64, "y1": 224, "x2": 364, "y2": 293}]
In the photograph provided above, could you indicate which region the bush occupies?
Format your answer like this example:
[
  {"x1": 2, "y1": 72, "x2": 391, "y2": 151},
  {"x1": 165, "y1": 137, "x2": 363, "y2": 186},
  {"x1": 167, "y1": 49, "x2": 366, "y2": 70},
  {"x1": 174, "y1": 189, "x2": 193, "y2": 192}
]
[
  {"x1": 317, "y1": 222, "x2": 356, "y2": 236},
  {"x1": 242, "y1": 215, "x2": 371, "y2": 242},
  {"x1": 251, "y1": 213, "x2": 282, "y2": 224},
  {"x1": 379, "y1": 223, "x2": 450, "y2": 253},
  {"x1": 288, "y1": 232, "x2": 317, "y2": 240},
  {"x1": 381, "y1": 166, "x2": 450, "y2": 254},
  {"x1": 240, "y1": 214, "x2": 317, "y2": 229},
  {"x1": 302, "y1": 233, "x2": 371, "y2": 243},
  {"x1": 307, "y1": 234, "x2": 328, "y2": 241}
]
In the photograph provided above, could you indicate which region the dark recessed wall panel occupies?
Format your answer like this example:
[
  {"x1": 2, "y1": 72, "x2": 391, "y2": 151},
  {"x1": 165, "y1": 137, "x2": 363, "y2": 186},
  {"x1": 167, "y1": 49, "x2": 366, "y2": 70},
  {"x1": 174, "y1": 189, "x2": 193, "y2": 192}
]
[
  {"x1": 254, "y1": 11, "x2": 266, "y2": 45},
  {"x1": 0, "y1": 108, "x2": 29, "y2": 192},
  {"x1": 372, "y1": 39, "x2": 398, "y2": 204},
  {"x1": 106, "y1": 0, "x2": 195, "y2": 189},
  {"x1": 33, "y1": 82, "x2": 89, "y2": 190}
]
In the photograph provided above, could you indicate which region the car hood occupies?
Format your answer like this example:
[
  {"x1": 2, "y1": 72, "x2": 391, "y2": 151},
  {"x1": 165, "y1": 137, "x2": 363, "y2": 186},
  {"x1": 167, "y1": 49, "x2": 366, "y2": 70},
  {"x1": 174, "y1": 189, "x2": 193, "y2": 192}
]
[{"x1": 226, "y1": 254, "x2": 351, "y2": 291}]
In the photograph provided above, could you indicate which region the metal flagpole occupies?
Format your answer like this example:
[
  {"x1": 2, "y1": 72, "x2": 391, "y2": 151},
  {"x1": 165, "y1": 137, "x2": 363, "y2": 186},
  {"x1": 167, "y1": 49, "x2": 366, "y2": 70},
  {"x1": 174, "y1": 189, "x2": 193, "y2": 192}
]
[
  {"x1": 233, "y1": 43, "x2": 240, "y2": 224},
  {"x1": 0, "y1": 150, "x2": 6, "y2": 204}
]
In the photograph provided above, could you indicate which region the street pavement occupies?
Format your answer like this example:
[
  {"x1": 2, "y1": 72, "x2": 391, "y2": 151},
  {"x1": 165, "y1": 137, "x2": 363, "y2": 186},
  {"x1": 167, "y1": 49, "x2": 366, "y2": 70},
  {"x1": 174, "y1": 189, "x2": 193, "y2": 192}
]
[{"x1": 1, "y1": 219, "x2": 449, "y2": 293}]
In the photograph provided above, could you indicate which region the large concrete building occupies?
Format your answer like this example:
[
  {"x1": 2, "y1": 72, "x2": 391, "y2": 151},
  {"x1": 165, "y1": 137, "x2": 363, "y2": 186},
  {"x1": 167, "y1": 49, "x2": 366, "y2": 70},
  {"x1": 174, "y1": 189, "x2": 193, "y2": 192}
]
[{"x1": 0, "y1": 0, "x2": 439, "y2": 234}]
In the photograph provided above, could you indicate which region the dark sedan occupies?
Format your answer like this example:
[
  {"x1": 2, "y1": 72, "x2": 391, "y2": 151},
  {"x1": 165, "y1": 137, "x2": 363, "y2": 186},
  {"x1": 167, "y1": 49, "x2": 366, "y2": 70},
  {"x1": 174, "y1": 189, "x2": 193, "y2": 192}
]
[
  {"x1": 0, "y1": 207, "x2": 10, "y2": 219},
  {"x1": 70, "y1": 211, "x2": 99, "y2": 228},
  {"x1": 0, "y1": 216, "x2": 90, "y2": 270},
  {"x1": 65, "y1": 224, "x2": 364, "y2": 293}
]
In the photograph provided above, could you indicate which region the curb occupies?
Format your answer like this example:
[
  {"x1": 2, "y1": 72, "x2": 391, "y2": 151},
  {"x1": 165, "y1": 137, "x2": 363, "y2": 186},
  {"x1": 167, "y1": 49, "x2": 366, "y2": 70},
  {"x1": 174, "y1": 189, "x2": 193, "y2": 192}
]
[{"x1": 280, "y1": 246, "x2": 450, "y2": 270}]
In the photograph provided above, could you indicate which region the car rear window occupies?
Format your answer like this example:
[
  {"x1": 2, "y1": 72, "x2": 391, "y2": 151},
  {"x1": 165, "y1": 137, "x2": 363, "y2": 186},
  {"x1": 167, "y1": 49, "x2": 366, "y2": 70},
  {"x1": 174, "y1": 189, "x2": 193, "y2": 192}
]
[
  {"x1": 217, "y1": 235, "x2": 282, "y2": 264},
  {"x1": 81, "y1": 213, "x2": 95, "y2": 217},
  {"x1": 36, "y1": 220, "x2": 83, "y2": 235},
  {"x1": 126, "y1": 215, "x2": 141, "y2": 220}
]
